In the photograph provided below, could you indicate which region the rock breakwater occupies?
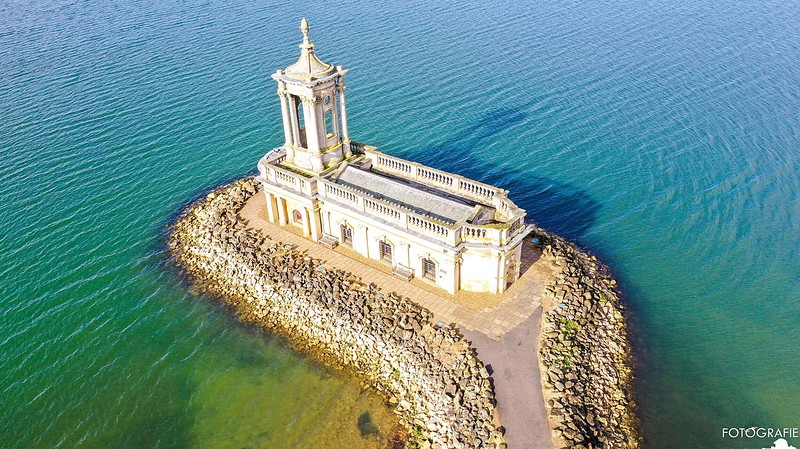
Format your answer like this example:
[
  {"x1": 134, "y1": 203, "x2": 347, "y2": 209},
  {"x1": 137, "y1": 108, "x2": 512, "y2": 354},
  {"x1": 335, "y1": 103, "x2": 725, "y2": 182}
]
[
  {"x1": 169, "y1": 177, "x2": 505, "y2": 449},
  {"x1": 533, "y1": 228, "x2": 641, "y2": 449}
]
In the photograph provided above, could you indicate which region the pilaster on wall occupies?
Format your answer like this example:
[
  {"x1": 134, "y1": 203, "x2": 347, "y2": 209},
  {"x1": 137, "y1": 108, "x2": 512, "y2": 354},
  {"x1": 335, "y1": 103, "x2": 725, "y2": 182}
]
[
  {"x1": 278, "y1": 198, "x2": 288, "y2": 225},
  {"x1": 266, "y1": 191, "x2": 277, "y2": 222},
  {"x1": 338, "y1": 82, "x2": 351, "y2": 157},
  {"x1": 310, "y1": 208, "x2": 322, "y2": 241},
  {"x1": 454, "y1": 257, "x2": 462, "y2": 294},
  {"x1": 302, "y1": 208, "x2": 312, "y2": 237},
  {"x1": 490, "y1": 251, "x2": 503, "y2": 295},
  {"x1": 444, "y1": 256, "x2": 461, "y2": 295},
  {"x1": 398, "y1": 241, "x2": 410, "y2": 268},
  {"x1": 358, "y1": 225, "x2": 369, "y2": 259}
]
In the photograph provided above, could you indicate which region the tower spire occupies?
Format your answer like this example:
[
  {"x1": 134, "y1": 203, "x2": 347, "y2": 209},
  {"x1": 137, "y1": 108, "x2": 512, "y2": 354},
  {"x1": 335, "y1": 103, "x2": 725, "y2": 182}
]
[
  {"x1": 287, "y1": 18, "x2": 331, "y2": 79},
  {"x1": 300, "y1": 18, "x2": 310, "y2": 45}
]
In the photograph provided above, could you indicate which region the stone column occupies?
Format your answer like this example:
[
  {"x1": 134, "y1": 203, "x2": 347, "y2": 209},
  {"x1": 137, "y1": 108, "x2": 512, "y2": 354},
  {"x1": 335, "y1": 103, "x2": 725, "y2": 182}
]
[
  {"x1": 278, "y1": 85, "x2": 293, "y2": 148},
  {"x1": 277, "y1": 198, "x2": 288, "y2": 225},
  {"x1": 309, "y1": 208, "x2": 322, "y2": 241},
  {"x1": 329, "y1": 96, "x2": 340, "y2": 138},
  {"x1": 302, "y1": 208, "x2": 312, "y2": 237},
  {"x1": 265, "y1": 191, "x2": 277, "y2": 222},
  {"x1": 453, "y1": 255, "x2": 462, "y2": 293},
  {"x1": 338, "y1": 83, "x2": 351, "y2": 157},
  {"x1": 289, "y1": 97, "x2": 302, "y2": 151},
  {"x1": 495, "y1": 251, "x2": 506, "y2": 294},
  {"x1": 302, "y1": 96, "x2": 324, "y2": 172}
]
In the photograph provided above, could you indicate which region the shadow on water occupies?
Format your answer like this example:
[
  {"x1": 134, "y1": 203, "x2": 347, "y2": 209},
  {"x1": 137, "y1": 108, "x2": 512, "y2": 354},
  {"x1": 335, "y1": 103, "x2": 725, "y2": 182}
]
[
  {"x1": 405, "y1": 107, "x2": 600, "y2": 242},
  {"x1": 125, "y1": 377, "x2": 194, "y2": 449},
  {"x1": 357, "y1": 412, "x2": 379, "y2": 437}
]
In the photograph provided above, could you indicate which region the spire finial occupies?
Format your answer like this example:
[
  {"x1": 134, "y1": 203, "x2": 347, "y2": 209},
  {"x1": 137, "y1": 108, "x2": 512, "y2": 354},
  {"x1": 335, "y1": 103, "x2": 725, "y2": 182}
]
[
  {"x1": 284, "y1": 18, "x2": 333, "y2": 80},
  {"x1": 300, "y1": 18, "x2": 310, "y2": 40}
]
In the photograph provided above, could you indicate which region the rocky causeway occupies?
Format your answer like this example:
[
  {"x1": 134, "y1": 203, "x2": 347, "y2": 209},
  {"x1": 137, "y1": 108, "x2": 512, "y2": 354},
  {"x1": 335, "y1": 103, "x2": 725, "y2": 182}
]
[{"x1": 168, "y1": 177, "x2": 641, "y2": 449}]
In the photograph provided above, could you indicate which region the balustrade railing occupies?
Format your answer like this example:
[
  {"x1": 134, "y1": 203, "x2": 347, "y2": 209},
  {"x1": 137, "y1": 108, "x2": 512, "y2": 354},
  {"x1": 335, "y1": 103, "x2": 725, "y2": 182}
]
[
  {"x1": 365, "y1": 149, "x2": 505, "y2": 205},
  {"x1": 348, "y1": 141, "x2": 371, "y2": 155},
  {"x1": 458, "y1": 179, "x2": 495, "y2": 199},
  {"x1": 462, "y1": 226, "x2": 488, "y2": 239},
  {"x1": 364, "y1": 197, "x2": 401, "y2": 221},
  {"x1": 324, "y1": 182, "x2": 359, "y2": 204},
  {"x1": 376, "y1": 155, "x2": 413, "y2": 174},
  {"x1": 417, "y1": 167, "x2": 454, "y2": 186},
  {"x1": 407, "y1": 215, "x2": 449, "y2": 237},
  {"x1": 258, "y1": 152, "x2": 315, "y2": 196}
]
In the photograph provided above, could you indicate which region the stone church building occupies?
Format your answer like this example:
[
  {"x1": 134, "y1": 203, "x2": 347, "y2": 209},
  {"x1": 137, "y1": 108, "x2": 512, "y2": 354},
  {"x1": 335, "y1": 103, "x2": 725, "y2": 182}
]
[{"x1": 256, "y1": 19, "x2": 532, "y2": 294}]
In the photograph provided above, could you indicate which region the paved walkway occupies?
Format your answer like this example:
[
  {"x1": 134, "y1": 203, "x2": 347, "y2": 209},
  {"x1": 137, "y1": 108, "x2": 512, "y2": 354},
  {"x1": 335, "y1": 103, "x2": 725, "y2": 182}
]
[
  {"x1": 239, "y1": 192, "x2": 560, "y2": 340},
  {"x1": 464, "y1": 310, "x2": 553, "y2": 449}
]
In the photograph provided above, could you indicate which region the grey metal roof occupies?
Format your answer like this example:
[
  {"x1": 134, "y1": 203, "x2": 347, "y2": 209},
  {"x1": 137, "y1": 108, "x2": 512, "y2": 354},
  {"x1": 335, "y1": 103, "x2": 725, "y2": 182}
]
[{"x1": 333, "y1": 166, "x2": 476, "y2": 224}]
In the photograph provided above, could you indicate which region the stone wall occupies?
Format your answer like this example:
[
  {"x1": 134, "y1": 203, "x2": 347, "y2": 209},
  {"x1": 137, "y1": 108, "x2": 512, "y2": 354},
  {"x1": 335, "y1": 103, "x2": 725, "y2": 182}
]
[
  {"x1": 532, "y1": 228, "x2": 641, "y2": 449},
  {"x1": 168, "y1": 177, "x2": 505, "y2": 449}
]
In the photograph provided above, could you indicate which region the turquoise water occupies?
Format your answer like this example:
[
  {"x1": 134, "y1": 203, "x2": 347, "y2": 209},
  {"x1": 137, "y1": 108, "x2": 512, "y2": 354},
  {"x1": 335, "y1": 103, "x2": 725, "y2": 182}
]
[{"x1": 2, "y1": 1, "x2": 799, "y2": 448}]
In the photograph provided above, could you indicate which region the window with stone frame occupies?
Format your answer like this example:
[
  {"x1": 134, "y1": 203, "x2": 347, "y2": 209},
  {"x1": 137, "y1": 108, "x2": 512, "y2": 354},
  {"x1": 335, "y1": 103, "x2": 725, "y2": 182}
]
[
  {"x1": 422, "y1": 258, "x2": 436, "y2": 280},
  {"x1": 340, "y1": 223, "x2": 353, "y2": 246},
  {"x1": 292, "y1": 209, "x2": 303, "y2": 224},
  {"x1": 379, "y1": 240, "x2": 393, "y2": 264}
]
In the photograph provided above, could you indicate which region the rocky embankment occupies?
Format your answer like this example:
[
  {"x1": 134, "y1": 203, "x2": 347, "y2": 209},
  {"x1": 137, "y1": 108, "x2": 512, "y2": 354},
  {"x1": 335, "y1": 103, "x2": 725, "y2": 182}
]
[
  {"x1": 169, "y1": 177, "x2": 505, "y2": 449},
  {"x1": 532, "y1": 228, "x2": 641, "y2": 449}
]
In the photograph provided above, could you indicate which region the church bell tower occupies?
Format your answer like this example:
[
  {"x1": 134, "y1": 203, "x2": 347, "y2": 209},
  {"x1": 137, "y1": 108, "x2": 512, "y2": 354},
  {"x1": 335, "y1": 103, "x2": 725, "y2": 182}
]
[{"x1": 271, "y1": 18, "x2": 351, "y2": 173}]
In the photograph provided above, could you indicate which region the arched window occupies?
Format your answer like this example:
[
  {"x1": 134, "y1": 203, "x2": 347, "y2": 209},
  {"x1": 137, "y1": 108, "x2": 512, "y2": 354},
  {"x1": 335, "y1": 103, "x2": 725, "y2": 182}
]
[
  {"x1": 296, "y1": 101, "x2": 305, "y2": 128},
  {"x1": 422, "y1": 258, "x2": 436, "y2": 280},
  {"x1": 292, "y1": 209, "x2": 303, "y2": 224},
  {"x1": 293, "y1": 96, "x2": 306, "y2": 147},
  {"x1": 379, "y1": 240, "x2": 393, "y2": 264},
  {"x1": 340, "y1": 223, "x2": 353, "y2": 246},
  {"x1": 325, "y1": 108, "x2": 335, "y2": 137}
]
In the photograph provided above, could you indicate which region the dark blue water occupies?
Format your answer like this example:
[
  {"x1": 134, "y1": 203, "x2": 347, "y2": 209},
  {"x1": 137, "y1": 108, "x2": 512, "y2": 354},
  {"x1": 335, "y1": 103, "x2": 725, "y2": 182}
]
[{"x1": 2, "y1": 1, "x2": 799, "y2": 448}]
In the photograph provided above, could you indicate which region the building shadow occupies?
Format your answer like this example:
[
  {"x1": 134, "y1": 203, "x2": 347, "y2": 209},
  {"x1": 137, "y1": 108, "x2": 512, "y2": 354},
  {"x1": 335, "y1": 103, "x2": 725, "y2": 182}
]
[
  {"x1": 401, "y1": 107, "x2": 600, "y2": 243},
  {"x1": 518, "y1": 239, "x2": 541, "y2": 277},
  {"x1": 357, "y1": 411, "x2": 379, "y2": 437}
]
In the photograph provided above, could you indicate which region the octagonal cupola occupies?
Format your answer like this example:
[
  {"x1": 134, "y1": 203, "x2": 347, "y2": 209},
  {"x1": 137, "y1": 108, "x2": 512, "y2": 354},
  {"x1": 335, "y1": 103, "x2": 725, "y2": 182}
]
[{"x1": 272, "y1": 19, "x2": 351, "y2": 173}]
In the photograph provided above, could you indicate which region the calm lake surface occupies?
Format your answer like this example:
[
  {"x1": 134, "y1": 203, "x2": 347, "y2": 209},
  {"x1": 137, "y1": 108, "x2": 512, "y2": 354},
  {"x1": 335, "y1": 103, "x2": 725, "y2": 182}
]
[{"x1": 2, "y1": 1, "x2": 799, "y2": 448}]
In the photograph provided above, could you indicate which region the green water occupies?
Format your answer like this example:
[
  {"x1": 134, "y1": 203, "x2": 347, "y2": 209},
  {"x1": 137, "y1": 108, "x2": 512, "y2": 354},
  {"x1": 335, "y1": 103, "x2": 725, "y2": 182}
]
[{"x1": 2, "y1": 1, "x2": 800, "y2": 448}]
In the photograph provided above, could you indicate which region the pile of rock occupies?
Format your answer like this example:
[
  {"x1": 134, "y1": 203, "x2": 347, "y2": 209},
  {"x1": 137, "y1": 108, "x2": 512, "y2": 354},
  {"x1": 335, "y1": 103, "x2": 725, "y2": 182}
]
[
  {"x1": 533, "y1": 228, "x2": 641, "y2": 449},
  {"x1": 169, "y1": 177, "x2": 505, "y2": 449}
]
